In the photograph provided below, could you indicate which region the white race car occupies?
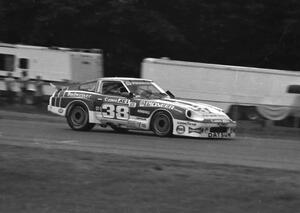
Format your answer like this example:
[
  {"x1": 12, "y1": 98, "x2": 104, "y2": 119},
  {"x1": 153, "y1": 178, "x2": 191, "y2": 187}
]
[{"x1": 48, "y1": 77, "x2": 236, "y2": 138}]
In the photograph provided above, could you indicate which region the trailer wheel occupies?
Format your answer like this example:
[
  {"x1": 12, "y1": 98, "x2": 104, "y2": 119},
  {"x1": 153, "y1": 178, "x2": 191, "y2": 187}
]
[{"x1": 67, "y1": 105, "x2": 95, "y2": 131}]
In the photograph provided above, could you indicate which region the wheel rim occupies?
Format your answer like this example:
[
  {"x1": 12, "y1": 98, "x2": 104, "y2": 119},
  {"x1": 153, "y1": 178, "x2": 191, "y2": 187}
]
[
  {"x1": 70, "y1": 107, "x2": 86, "y2": 127},
  {"x1": 153, "y1": 114, "x2": 171, "y2": 134}
]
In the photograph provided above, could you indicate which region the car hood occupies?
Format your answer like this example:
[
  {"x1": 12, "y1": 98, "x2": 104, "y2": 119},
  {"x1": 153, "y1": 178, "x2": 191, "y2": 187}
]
[
  {"x1": 154, "y1": 98, "x2": 231, "y2": 120},
  {"x1": 164, "y1": 98, "x2": 221, "y2": 110}
]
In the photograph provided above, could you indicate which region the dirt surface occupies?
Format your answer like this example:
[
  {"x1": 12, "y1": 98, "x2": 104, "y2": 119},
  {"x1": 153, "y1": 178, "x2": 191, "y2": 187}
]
[{"x1": 0, "y1": 144, "x2": 299, "y2": 213}]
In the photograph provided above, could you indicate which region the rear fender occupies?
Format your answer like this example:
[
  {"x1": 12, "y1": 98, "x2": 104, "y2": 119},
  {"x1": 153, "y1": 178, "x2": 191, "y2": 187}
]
[{"x1": 65, "y1": 100, "x2": 90, "y2": 118}]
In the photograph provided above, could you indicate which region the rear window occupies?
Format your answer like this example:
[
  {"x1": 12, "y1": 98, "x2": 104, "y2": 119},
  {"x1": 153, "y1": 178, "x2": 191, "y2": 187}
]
[{"x1": 79, "y1": 81, "x2": 97, "y2": 92}]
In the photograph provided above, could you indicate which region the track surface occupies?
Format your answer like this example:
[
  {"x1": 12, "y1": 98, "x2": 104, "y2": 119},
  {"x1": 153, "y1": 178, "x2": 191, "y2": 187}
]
[{"x1": 0, "y1": 118, "x2": 300, "y2": 171}]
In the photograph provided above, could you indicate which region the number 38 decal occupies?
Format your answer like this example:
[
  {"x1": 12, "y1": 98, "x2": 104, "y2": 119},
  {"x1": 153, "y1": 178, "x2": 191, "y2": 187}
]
[{"x1": 102, "y1": 104, "x2": 129, "y2": 120}]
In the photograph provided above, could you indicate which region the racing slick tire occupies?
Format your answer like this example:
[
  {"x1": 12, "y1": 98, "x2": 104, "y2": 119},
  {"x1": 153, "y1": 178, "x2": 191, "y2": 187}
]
[
  {"x1": 151, "y1": 111, "x2": 173, "y2": 137},
  {"x1": 67, "y1": 105, "x2": 95, "y2": 131}
]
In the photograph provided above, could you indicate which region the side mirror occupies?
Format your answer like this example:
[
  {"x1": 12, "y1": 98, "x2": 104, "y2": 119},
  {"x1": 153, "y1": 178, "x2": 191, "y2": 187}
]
[{"x1": 166, "y1": 90, "x2": 175, "y2": 99}]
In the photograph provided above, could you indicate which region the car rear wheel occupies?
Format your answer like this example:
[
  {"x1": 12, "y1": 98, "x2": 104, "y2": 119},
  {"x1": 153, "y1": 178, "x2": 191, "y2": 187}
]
[
  {"x1": 151, "y1": 111, "x2": 173, "y2": 137},
  {"x1": 67, "y1": 105, "x2": 95, "y2": 131}
]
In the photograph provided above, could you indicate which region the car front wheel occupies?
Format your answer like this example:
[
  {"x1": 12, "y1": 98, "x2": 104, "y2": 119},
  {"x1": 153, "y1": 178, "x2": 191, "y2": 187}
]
[{"x1": 151, "y1": 111, "x2": 173, "y2": 137}]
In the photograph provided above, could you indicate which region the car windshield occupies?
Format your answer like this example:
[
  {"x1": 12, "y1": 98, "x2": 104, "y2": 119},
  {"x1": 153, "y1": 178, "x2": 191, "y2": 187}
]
[{"x1": 124, "y1": 80, "x2": 168, "y2": 99}]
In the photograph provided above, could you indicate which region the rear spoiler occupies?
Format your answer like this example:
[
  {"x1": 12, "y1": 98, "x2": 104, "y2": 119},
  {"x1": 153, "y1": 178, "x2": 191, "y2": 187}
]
[{"x1": 50, "y1": 83, "x2": 68, "y2": 91}]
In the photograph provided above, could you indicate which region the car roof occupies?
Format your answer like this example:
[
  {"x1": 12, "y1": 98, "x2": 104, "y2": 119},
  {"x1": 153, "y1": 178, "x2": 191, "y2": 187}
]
[{"x1": 98, "y1": 77, "x2": 152, "y2": 82}]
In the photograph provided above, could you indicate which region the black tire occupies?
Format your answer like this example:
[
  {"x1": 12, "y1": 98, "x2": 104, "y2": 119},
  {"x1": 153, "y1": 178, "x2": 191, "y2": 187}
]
[
  {"x1": 151, "y1": 111, "x2": 173, "y2": 137},
  {"x1": 66, "y1": 105, "x2": 95, "y2": 131}
]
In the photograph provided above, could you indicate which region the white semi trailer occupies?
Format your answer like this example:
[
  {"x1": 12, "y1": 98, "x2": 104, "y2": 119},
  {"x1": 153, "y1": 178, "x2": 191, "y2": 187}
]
[
  {"x1": 141, "y1": 58, "x2": 300, "y2": 121},
  {"x1": 0, "y1": 43, "x2": 103, "y2": 94}
]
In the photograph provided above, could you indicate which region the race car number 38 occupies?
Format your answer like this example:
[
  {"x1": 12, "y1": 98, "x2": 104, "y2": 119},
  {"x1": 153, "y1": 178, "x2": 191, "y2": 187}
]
[{"x1": 102, "y1": 104, "x2": 129, "y2": 120}]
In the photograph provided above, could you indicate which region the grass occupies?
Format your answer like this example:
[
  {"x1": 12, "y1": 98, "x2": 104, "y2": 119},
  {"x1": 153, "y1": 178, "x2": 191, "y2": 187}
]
[{"x1": 0, "y1": 144, "x2": 300, "y2": 213}]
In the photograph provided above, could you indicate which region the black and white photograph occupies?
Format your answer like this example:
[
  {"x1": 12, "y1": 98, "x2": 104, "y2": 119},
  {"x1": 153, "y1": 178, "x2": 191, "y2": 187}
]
[{"x1": 0, "y1": 0, "x2": 299, "y2": 212}]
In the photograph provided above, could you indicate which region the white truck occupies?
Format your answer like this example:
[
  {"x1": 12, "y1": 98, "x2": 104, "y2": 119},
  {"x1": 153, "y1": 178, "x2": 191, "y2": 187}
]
[
  {"x1": 0, "y1": 43, "x2": 103, "y2": 95},
  {"x1": 141, "y1": 58, "x2": 300, "y2": 121}
]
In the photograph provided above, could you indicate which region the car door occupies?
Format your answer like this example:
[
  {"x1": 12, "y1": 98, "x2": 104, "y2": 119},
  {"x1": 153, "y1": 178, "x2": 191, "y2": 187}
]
[{"x1": 98, "y1": 80, "x2": 131, "y2": 125}]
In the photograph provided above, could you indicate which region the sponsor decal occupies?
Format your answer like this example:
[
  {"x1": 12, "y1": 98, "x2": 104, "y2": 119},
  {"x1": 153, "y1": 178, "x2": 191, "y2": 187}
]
[
  {"x1": 139, "y1": 100, "x2": 145, "y2": 106},
  {"x1": 95, "y1": 106, "x2": 101, "y2": 111},
  {"x1": 129, "y1": 102, "x2": 137, "y2": 108},
  {"x1": 208, "y1": 132, "x2": 232, "y2": 138},
  {"x1": 67, "y1": 92, "x2": 92, "y2": 99},
  {"x1": 176, "y1": 125, "x2": 186, "y2": 134},
  {"x1": 188, "y1": 127, "x2": 204, "y2": 134},
  {"x1": 139, "y1": 100, "x2": 174, "y2": 110},
  {"x1": 137, "y1": 109, "x2": 150, "y2": 115},
  {"x1": 104, "y1": 97, "x2": 129, "y2": 104}
]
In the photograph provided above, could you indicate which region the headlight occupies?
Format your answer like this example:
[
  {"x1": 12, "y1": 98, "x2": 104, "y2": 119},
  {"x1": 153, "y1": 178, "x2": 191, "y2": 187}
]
[
  {"x1": 186, "y1": 110, "x2": 192, "y2": 118},
  {"x1": 185, "y1": 110, "x2": 204, "y2": 122}
]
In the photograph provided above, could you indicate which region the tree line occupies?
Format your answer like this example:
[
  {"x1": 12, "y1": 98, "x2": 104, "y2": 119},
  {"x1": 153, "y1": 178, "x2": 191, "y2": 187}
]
[{"x1": 0, "y1": 0, "x2": 299, "y2": 77}]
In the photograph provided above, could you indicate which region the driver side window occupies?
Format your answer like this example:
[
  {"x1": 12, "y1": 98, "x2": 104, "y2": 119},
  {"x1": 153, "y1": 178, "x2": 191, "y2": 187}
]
[{"x1": 101, "y1": 81, "x2": 127, "y2": 96}]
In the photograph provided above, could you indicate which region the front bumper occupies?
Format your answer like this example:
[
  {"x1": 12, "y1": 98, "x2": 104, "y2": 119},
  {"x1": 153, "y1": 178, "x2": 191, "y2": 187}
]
[{"x1": 173, "y1": 119, "x2": 236, "y2": 138}]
